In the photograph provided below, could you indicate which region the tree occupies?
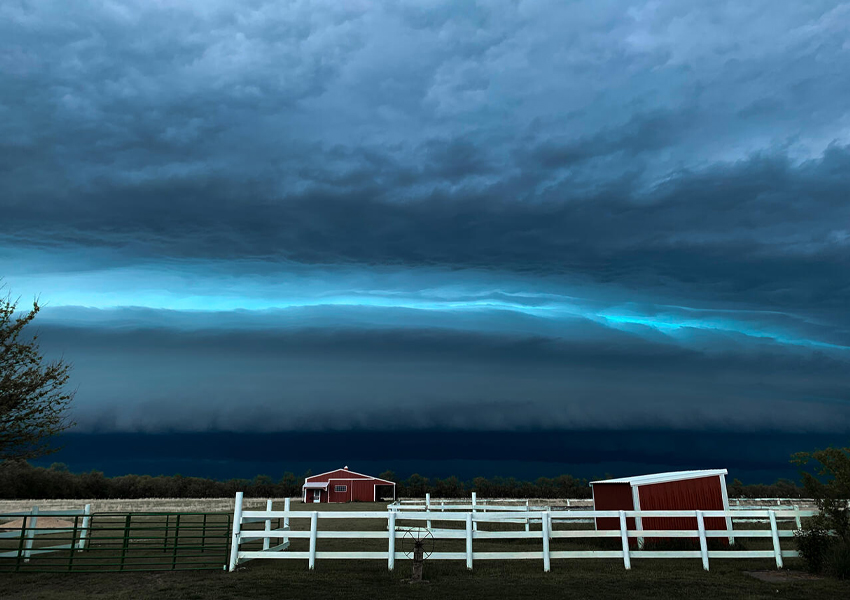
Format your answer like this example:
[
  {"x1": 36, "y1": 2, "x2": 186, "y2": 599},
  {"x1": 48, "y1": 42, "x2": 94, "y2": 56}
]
[
  {"x1": 793, "y1": 445, "x2": 850, "y2": 542},
  {"x1": 1, "y1": 291, "x2": 75, "y2": 459},
  {"x1": 792, "y1": 445, "x2": 850, "y2": 576}
]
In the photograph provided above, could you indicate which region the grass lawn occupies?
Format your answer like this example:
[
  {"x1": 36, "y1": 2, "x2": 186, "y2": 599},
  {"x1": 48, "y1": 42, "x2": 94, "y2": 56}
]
[{"x1": 2, "y1": 558, "x2": 849, "y2": 600}]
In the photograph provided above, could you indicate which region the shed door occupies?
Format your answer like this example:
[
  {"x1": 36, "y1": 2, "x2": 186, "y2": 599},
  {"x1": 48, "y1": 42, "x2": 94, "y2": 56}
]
[{"x1": 313, "y1": 489, "x2": 321, "y2": 503}]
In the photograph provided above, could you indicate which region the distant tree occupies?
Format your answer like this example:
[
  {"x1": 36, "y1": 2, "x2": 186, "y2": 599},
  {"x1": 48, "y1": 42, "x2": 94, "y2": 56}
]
[
  {"x1": 378, "y1": 470, "x2": 397, "y2": 484},
  {"x1": 432, "y1": 475, "x2": 464, "y2": 498},
  {"x1": 1, "y1": 290, "x2": 75, "y2": 460},
  {"x1": 278, "y1": 471, "x2": 298, "y2": 496},
  {"x1": 404, "y1": 473, "x2": 428, "y2": 498}
]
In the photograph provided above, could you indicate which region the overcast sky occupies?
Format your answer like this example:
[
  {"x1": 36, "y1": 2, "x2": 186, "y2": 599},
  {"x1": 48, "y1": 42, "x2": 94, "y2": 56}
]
[{"x1": 2, "y1": 1, "x2": 849, "y2": 434}]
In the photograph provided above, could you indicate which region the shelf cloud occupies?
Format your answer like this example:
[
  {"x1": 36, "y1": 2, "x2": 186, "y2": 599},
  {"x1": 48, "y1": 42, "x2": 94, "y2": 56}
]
[{"x1": 2, "y1": 1, "x2": 848, "y2": 435}]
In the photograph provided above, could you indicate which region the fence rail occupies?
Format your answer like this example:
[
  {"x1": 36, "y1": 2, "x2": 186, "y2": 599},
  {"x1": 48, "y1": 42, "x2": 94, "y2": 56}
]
[
  {"x1": 390, "y1": 493, "x2": 814, "y2": 529},
  {"x1": 228, "y1": 493, "x2": 817, "y2": 573}
]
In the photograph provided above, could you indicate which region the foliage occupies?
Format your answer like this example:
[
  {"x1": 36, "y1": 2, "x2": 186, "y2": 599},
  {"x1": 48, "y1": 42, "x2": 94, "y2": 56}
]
[
  {"x1": 0, "y1": 460, "x2": 811, "y2": 502},
  {"x1": 0, "y1": 460, "x2": 305, "y2": 500},
  {"x1": 727, "y1": 477, "x2": 805, "y2": 499},
  {"x1": 825, "y1": 539, "x2": 850, "y2": 579},
  {"x1": 792, "y1": 446, "x2": 850, "y2": 542},
  {"x1": 792, "y1": 444, "x2": 850, "y2": 574},
  {"x1": 794, "y1": 516, "x2": 835, "y2": 573},
  {"x1": 0, "y1": 292, "x2": 75, "y2": 460}
]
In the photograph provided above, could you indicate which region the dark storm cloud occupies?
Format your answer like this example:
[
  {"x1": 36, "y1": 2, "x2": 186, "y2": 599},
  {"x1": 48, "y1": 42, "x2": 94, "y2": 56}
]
[
  {"x1": 6, "y1": 146, "x2": 848, "y2": 324},
  {"x1": 1, "y1": 1, "x2": 849, "y2": 434},
  {"x1": 2, "y1": 3, "x2": 848, "y2": 283},
  {"x1": 34, "y1": 320, "x2": 850, "y2": 433}
]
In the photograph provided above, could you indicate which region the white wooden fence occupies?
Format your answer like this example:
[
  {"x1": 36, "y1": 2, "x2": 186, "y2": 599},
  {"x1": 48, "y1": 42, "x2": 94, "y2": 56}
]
[
  {"x1": 228, "y1": 495, "x2": 291, "y2": 571},
  {"x1": 396, "y1": 496, "x2": 816, "y2": 509},
  {"x1": 227, "y1": 493, "x2": 815, "y2": 573},
  {"x1": 0, "y1": 505, "x2": 92, "y2": 560},
  {"x1": 391, "y1": 493, "x2": 812, "y2": 529}
]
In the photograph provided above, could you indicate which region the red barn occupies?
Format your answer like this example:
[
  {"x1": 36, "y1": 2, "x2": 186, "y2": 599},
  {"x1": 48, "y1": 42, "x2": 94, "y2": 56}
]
[
  {"x1": 591, "y1": 469, "x2": 733, "y2": 547},
  {"x1": 301, "y1": 466, "x2": 396, "y2": 503}
]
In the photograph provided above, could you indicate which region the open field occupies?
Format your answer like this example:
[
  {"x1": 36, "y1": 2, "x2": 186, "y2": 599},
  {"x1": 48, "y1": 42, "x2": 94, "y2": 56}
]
[{"x1": 0, "y1": 498, "x2": 263, "y2": 513}]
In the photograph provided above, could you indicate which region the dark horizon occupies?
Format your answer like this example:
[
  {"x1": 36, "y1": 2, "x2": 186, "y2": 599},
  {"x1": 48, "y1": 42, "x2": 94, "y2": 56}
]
[{"x1": 31, "y1": 430, "x2": 847, "y2": 486}]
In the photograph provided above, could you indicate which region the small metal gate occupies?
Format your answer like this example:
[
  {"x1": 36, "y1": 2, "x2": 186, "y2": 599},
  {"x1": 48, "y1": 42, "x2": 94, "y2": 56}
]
[{"x1": 0, "y1": 510, "x2": 232, "y2": 572}]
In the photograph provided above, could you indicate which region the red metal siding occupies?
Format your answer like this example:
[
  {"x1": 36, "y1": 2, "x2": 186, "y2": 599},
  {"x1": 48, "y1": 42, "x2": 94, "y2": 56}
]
[
  {"x1": 638, "y1": 476, "x2": 728, "y2": 537},
  {"x1": 351, "y1": 479, "x2": 377, "y2": 502},
  {"x1": 592, "y1": 483, "x2": 635, "y2": 531},
  {"x1": 327, "y1": 480, "x2": 354, "y2": 503}
]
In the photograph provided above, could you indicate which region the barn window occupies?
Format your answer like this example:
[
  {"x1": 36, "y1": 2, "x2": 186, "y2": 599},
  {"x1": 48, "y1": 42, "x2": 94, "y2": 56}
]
[{"x1": 334, "y1": 485, "x2": 347, "y2": 492}]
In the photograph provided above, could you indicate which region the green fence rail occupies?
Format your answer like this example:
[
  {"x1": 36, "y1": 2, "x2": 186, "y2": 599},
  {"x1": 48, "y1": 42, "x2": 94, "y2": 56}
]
[{"x1": 0, "y1": 511, "x2": 234, "y2": 573}]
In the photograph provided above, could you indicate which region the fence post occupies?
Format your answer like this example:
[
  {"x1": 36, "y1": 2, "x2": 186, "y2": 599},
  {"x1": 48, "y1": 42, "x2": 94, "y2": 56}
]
[
  {"x1": 309, "y1": 512, "x2": 319, "y2": 570},
  {"x1": 119, "y1": 514, "x2": 131, "y2": 571},
  {"x1": 768, "y1": 510, "x2": 783, "y2": 569},
  {"x1": 78, "y1": 504, "x2": 91, "y2": 551},
  {"x1": 14, "y1": 514, "x2": 28, "y2": 571},
  {"x1": 696, "y1": 510, "x2": 709, "y2": 571},
  {"x1": 263, "y1": 499, "x2": 273, "y2": 551},
  {"x1": 542, "y1": 511, "x2": 551, "y2": 572},
  {"x1": 525, "y1": 500, "x2": 530, "y2": 532},
  {"x1": 426, "y1": 493, "x2": 431, "y2": 530},
  {"x1": 619, "y1": 510, "x2": 631, "y2": 570},
  {"x1": 465, "y1": 512, "x2": 473, "y2": 570},
  {"x1": 388, "y1": 511, "x2": 396, "y2": 571},
  {"x1": 68, "y1": 514, "x2": 79, "y2": 571},
  {"x1": 793, "y1": 505, "x2": 802, "y2": 530},
  {"x1": 201, "y1": 513, "x2": 208, "y2": 553},
  {"x1": 284, "y1": 497, "x2": 291, "y2": 546},
  {"x1": 23, "y1": 506, "x2": 38, "y2": 562},
  {"x1": 171, "y1": 514, "x2": 181, "y2": 570},
  {"x1": 163, "y1": 514, "x2": 170, "y2": 553},
  {"x1": 228, "y1": 492, "x2": 244, "y2": 572},
  {"x1": 472, "y1": 492, "x2": 478, "y2": 531}
]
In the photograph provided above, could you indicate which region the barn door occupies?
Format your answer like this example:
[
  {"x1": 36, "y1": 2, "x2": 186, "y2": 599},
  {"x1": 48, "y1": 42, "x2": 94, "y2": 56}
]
[{"x1": 313, "y1": 489, "x2": 321, "y2": 503}]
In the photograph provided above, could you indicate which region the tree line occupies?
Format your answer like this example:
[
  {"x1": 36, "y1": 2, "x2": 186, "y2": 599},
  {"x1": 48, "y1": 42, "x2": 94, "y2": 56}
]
[{"x1": 0, "y1": 460, "x2": 807, "y2": 500}]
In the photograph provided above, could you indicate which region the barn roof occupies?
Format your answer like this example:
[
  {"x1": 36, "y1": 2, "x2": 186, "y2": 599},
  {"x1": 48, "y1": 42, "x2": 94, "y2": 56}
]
[
  {"x1": 304, "y1": 467, "x2": 396, "y2": 485},
  {"x1": 590, "y1": 469, "x2": 728, "y2": 487}
]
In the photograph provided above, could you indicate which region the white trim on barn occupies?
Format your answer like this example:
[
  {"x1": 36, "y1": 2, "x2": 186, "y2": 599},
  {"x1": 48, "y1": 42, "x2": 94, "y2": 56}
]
[
  {"x1": 631, "y1": 485, "x2": 644, "y2": 548},
  {"x1": 719, "y1": 473, "x2": 735, "y2": 543},
  {"x1": 305, "y1": 467, "x2": 390, "y2": 482},
  {"x1": 591, "y1": 469, "x2": 728, "y2": 487}
]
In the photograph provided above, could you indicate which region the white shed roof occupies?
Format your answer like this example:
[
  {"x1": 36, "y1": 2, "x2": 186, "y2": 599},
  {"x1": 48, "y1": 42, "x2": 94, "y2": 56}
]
[
  {"x1": 302, "y1": 481, "x2": 330, "y2": 489},
  {"x1": 590, "y1": 469, "x2": 728, "y2": 487}
]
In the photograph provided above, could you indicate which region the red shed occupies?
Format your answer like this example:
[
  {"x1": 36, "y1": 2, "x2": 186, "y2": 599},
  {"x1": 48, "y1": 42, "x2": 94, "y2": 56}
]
[
  {"x1": 591, "y1": 469, "x2": 733, "y2": 547},
  {"x1": 301, "y1": 466, "x2": 396, "y2": 503}
]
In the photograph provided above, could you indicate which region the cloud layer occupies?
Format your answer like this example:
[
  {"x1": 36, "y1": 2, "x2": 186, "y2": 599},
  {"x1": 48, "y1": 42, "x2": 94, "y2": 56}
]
[{"x1": 1, "y1": 1, "x2": 849, "y2": 433}]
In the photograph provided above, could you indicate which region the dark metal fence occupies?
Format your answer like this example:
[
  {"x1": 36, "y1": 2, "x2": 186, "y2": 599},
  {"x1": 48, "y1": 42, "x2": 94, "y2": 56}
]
[{"x1": 0, "y1": 511, "x2": 232, "y2": 572}]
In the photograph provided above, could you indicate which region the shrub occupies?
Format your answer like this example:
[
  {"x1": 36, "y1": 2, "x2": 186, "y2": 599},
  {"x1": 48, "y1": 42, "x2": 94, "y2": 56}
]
[
  {"x1": 825, "y1": 540, "x2": 850, "y2": 579},
  {"x1": 794, "y1": 518, "x2": 835, "y2": 573},
  {"x1": 792, "y1": 444, "x2": 850, "y2": 575}
]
